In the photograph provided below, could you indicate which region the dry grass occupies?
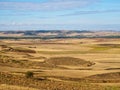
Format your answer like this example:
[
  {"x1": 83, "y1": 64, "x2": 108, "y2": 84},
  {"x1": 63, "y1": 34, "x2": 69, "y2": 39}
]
[
  {"x1": 0, "y1": 38, "x2": 120, "y2": 89},
  {"x1": 1, "y1": 72, "x2": 119, "y2": 90},
  {"x1": 0, "y1": 84, "x2": 38, "y2": 90}
]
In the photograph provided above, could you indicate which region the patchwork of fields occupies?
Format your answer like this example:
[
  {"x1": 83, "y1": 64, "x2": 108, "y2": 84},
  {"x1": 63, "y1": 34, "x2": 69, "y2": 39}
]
[{"x1": 0, "y1": 38, "x2": 120, "y2": 90}]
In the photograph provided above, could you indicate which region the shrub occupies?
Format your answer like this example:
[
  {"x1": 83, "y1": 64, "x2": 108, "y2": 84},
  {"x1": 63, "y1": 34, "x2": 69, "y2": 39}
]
[{"x1": 25, "y1": 71, "x2": 34, "y2": 78}]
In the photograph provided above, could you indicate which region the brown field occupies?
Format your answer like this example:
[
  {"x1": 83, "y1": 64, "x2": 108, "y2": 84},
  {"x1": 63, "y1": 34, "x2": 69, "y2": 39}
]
[{"x1": 0, "y1": 38, "x2": 120, "y2": 90}]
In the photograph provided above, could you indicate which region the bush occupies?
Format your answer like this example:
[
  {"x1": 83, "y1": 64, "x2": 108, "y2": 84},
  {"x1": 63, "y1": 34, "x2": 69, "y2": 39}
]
[{"x1": 25, "y1": 71, "x2": 34, "y2": 78}]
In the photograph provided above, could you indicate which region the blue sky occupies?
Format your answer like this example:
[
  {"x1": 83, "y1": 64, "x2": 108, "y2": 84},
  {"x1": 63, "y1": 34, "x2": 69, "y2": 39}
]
[{"x1": 0, "y1": 0, "x2": 120, "y2": 30}]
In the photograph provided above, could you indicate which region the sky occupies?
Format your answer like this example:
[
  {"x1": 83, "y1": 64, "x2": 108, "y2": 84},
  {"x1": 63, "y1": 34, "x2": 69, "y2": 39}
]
[{"x1": 0, "y1": 0, "x2": 120, "y2": 31}]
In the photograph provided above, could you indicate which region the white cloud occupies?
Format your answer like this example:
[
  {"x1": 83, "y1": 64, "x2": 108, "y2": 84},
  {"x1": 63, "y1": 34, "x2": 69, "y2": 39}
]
[
  {"x1": 60, "y1": 9, "x2": 120, "y2": 16},
  {"x1": 0, "y1": 0, "x2": 99, "y2": 11}
]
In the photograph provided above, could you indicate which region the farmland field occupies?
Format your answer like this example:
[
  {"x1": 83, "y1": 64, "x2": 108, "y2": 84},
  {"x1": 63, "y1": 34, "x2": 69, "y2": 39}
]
[{"x1": 0, "y1": 38, "x2": 120, "y2": 90}]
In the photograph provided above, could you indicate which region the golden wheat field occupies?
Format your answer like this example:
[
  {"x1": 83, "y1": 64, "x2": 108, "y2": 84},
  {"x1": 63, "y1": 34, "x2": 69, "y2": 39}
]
[{"x1": 0, "y1": 38, "x2": 120, "y2": 90}]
